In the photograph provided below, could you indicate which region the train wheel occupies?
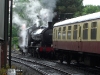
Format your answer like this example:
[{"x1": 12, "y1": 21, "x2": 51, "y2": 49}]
[
  {"x1": 66, "y1": 53, "x2": 71, "y2": 65},
  {"x1": 31, "y1": 50, "x2": 35, "y2": 57},
  {"x1": 60, "y1": 56, "x2": 63, "y2": 63},
  {"x1": 60, "y1": 59, "x2": 63, "y2": 63},
  {"x1": 67, "y1": 59, "x2": 71, "y2": 65},
  {"x1": 31, "y1": 51, "x2": 34, "y2": 57},
  {"x1": 36, "y1": 51, "x2": 40, "y2": 58},
  {"x1": 50, "y1": 51, "x2": 55, "y2": 59}
]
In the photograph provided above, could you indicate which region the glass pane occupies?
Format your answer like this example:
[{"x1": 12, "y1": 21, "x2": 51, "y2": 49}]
[
  {"x1": 83, "y1": 23, "x2": 88, "y2": 29},
  {"x1": 73, "y1": 31, "x2": 77, "y2": 39},
  {"x1": 68, "y1": 26, "x2": 71, "y2": 30},
  {"x1": 91, "y1": 29, "x2": 97, "y2": 39},
  {"x1": 62, "y1": 32, "x2": 66, "y2": 39},
  {"x1": 67, "y1": 31, "x2": 71, "y2": 39},
  {"x1": 83, "y1": 29, "x2": 88, "y2": 39},
  {"x1": 91, "y1": 22, "x2": 97, "y2": 28}
]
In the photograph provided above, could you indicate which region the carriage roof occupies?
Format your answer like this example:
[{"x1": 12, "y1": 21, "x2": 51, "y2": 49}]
[{"x1": 54, "y1": 12, "x2": 100, "y2": 27}]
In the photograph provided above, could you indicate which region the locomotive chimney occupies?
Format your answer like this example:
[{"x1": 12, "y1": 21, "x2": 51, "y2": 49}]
[{"x1": 48, "y1": 22, "x2": 53, "y2": 29}]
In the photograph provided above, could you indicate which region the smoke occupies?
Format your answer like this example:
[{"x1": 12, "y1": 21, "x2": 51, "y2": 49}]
[
  {"x1": 40, "y1": 8, "x2": 55, "y2": 26},
  {"x1": 19, "y1": 24, "x2": 27, "y2": 53},
  {"x1": 13, "y1": 12, "x2": 27, "y2": 26},
  {"x1": 13, "y1": 0, "x2": 57, "y2": 53},
  {"x1": 13, "y1": 0, "x2": 57, "y2": 27},
  {"x1": 19, "y1": 24, "x2": 26, "y2": 47},
  {"x1": 12, "y1": 12, "x2": 28, "y2": 53},
  {"x1": 25, "y1": 0, "x2": 57, "y2": 26}
]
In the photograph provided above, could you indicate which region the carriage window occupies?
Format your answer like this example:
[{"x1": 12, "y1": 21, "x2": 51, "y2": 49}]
[
  {"x1": 73, "y1": 25, "x2": 77, "y2": 39},
  {"x1": 91, "y1": 22, "x2": 97, "y2": 39},
  {"x1": 54, "y1": 29, "x2": 57, "y2": 39},
  {"x1": 56, "y1": 29, "x2": 57, "y2": 39},
  {"x1": 58, "y1": 27, "x2": 61, "y2": 39},
  {"x1": 83, "y1": 23, "x2": 88, "y2": 39},
  {"x1": 68, "y1": 26, "x2": 71, "y2": 30},
  {"x1": 53, "y1": 29, "x2": 55, "y2": 39},
  {"x1": 67, "y1": 26, "x2": 71, "y2": 39},
  {"x1": 83, "y1": 23, "x2": 88, "y2": 29},
  {"x1": 62, "y1": 27, "x2": 66, "y2": 39}
]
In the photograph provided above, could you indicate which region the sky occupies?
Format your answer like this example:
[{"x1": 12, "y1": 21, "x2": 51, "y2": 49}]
[{"x1": 83, "y1": 0, "x2": 100, "y2": 6}]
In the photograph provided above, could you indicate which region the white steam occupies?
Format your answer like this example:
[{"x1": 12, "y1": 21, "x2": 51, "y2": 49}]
[
  {"x1": 13, "y1": 12, "x2": 27, "y2": 26},
  {"x1": 19, "y1": 24, "x2": 27, "y2": 53},
  {"x1": 25, "y1": 0, "x2": 57, "y2": 26},
  {"x1": 13, "y1": 0, "x2": 57, "y2": 53}
]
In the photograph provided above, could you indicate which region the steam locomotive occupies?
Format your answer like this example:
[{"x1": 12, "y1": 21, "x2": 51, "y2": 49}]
[{"x1": 26, "y1": 22, "x2": 54, "y2": 58}]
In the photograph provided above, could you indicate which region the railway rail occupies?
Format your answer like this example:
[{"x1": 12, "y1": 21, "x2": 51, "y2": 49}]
[
  {"x1": 10, "y1": 57, "x2": 69, "y2": 75},
  {"x1": 8, "y1": 52, "x2": 100, "y2": 75}
]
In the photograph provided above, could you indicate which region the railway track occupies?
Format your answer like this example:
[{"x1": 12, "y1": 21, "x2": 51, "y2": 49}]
[
  {"x1": 11, "y1": 57, "x2": 69, "y2": 75},
  {"x1": 9, "y1": 51, "x2": 100, "y2": 75}
]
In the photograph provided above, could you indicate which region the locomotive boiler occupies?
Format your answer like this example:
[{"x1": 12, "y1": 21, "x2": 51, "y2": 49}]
[{"x1": 28, "y1": 22, "x2": 54, "y2": 58}]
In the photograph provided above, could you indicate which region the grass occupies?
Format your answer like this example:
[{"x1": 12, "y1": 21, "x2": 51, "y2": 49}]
[{"x1": 0, "y1": 65, "x2": 17, "y2": 75}]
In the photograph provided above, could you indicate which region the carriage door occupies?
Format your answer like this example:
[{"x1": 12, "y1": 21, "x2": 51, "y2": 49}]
[
  {"x1": 78, "y1": 25, "x2": 82, "y2": 51},
  {"x1": 53, "y1": 28, "x2": 58, "y2": 49}
]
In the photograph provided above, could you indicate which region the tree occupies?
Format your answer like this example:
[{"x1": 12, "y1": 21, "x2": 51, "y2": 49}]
[
  {"x1": 82, "y1": 5, "x2": 100, "y2": 15},
  {"x1": 55, "y1": 0, "x2": 83, "y2": 19},
  {"x1": 11, "y1": 25, "x2": 19, "y2": 48},
  {"x1": 12, "y1": 37, "x2": 18, "y2": 48},
  {"x1": 12, "y1": 25, "x2": 19, "y2": 37}
]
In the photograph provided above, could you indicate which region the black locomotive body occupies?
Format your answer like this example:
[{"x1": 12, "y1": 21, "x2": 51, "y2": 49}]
[{"x1": 27, "y1": 22, "x2": 54, "y2": 58}]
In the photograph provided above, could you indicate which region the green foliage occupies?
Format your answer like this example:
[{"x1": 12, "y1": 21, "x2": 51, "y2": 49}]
[
  {"x1": 56, "y1": 0, "x2": 83, "y2": 19},
  {"x1": 0, "y1": 68, "x2": 7, "y2": 75},
  {"x1": 8, "y1": 24, "x2": 19, "y2": 48},
  {"x1": 75, "y1": 5, "x2": 100, "y2": 17},
  {"x1": 82, "y1": 5, "x2": 100, "y2": 15},
  {"x1": 12, "y1": 37, "x2": 18, "y2": 47},
  {"x1": 8, "y1": 24, "x2": 19, "y2": 37},
  {"x1": 58, "y1": 6, "x2": 66, "y2": 13},
  {"x1": 0, "y1": 65, "x2": 17, "y2": 75},
  {"x1": 0, "y1": 65, "x2": 10, "y2": 75},
  {"x1": 12, "y1": 25, "x2": 19, "y2": 37}
]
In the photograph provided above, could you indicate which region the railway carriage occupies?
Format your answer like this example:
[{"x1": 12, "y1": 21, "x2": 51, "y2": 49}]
[{"x1": 53, "y1": 12, "x2": 100, "y2": 66}]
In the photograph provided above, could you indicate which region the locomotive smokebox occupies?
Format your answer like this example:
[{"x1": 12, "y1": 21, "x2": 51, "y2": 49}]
[{"x1": 48, "y1": 22, "x2": 53, "y2": 29}]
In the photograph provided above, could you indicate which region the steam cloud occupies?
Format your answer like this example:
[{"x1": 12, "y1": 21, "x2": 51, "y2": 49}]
[
  {"x1": 13, "y1": 0, "x2": 57, "y2": 53},
  {"x1": 13, "y1": 12, "x2": 27, "y2": 26},
  {"x1": 25, "y1": 0, "x2": 57, "y2": 26},
  {"x1": 13, "y1": 0, "x2": 57, "y2": 27}
]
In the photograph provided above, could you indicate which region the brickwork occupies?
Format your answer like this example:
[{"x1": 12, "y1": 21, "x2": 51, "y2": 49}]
[{"x1": 1, "y1": 42, "x2": 7, "y2": 68}]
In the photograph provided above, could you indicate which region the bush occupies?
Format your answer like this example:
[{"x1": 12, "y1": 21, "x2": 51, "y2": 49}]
[{"x1": 0, "y1": 65, "x2": 16, "y2": 75}]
